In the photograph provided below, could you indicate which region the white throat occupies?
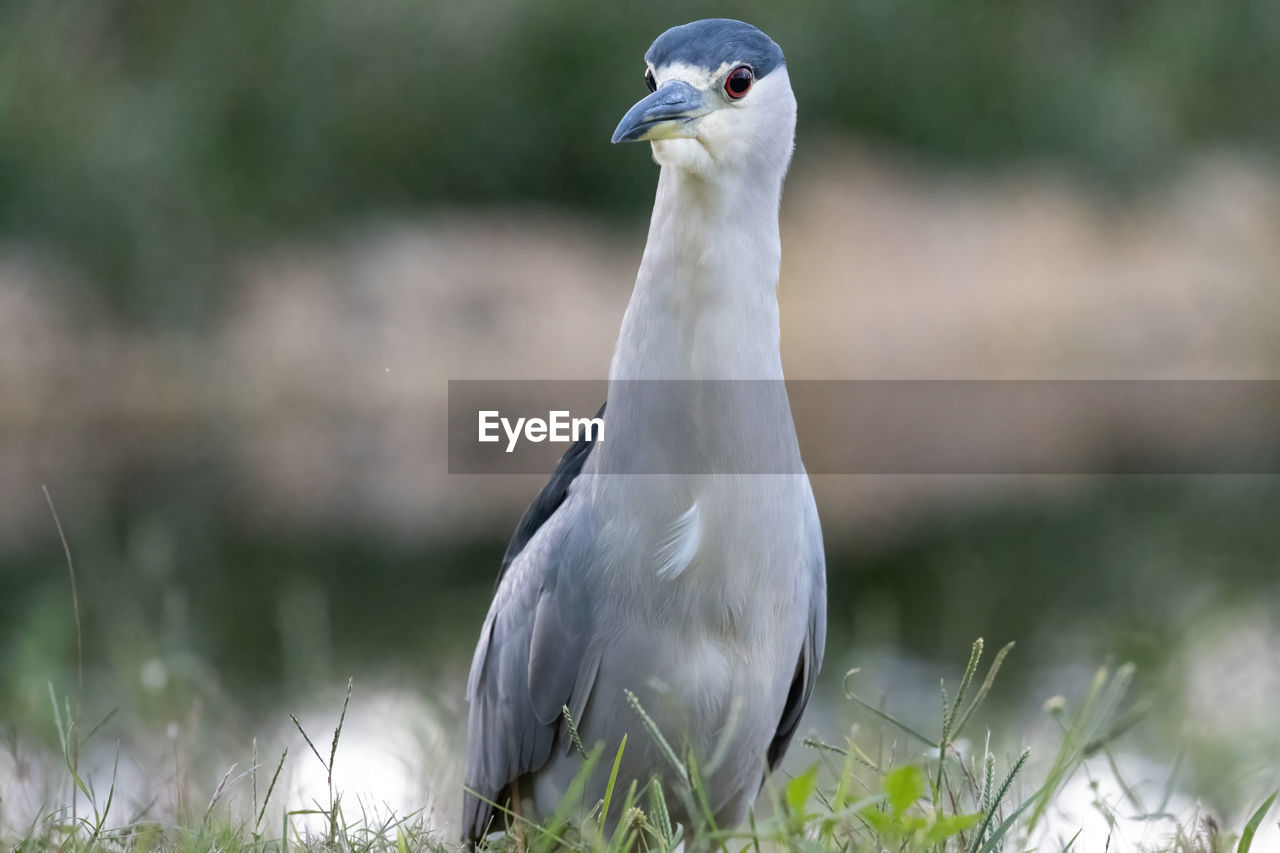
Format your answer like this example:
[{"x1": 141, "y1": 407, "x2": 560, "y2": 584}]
[{"x1": 608, "y1": 162, "x2": 785, "y2": 383}]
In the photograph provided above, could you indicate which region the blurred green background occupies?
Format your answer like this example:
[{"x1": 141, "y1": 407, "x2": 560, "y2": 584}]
[
  {"x1": 1, "y1": 0, "x2": 1279, "y2": 844},
  {"x1": 4, "y1": 0, "x2": 1279, "y2": 321}
]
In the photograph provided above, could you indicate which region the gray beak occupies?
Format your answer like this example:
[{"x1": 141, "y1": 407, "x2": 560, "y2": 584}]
[{"x1": 611, "y1": 80, "x2": 711, "y2": 144}]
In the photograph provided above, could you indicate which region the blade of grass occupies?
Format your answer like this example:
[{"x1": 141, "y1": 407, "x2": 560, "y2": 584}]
[
  {"x1": 327, "y1": 677, "x2": 354, "y2": 839},
  {"x1": 562, "y1": 704, "x2": 588, "y2": 761},
  {"x1": 82, "y1": 707, "x2": 118, "y2": 743},
  {"x1": 624, "y1": 689, "x2": 689, "y2": 785},
  {"x1": 973, "y1": 792, "x2": 1038, "y2": 853},
  {"x1": 251, "y1": 737, "x2": 259, "y2": 832},
  {"x1": 599, "y1": 733, "x2": 628, "y2": 831},
  {"x1": 944, "y1": 638, "x2": 984, "y2": 740},
  {"x1": 329, "y1": 677, "x2": 353, "y2": 775},
  {"x1": 1104, "y1": 745, "x2": 1145, "y2": 815},
  {"x1": 203, "y1": 763, "x2": 238, "y2": 826},
  {"x1": 952, "y1": 641, "x2": 1015, "y2": 740},
  {"x1": 607, "y1": 778, "x2": 640, "y2": 848},
  {"x1": 290, "y1": 714, "x2": 327, "y2": 771},
  {"x1": 1028, "y1": 664, "x2": 1123, "y2": 831},
  {"x1": 980, "y1": 748, "x2": 995, "y2": 817},
  {"x1": 846, "y1": 692, "x2": 940, "y2": 749},
  {"x1": 90, "y1": 743, "x2": 120, "y2": 840},
  {"x1": 1084, "y1": 701, "x2": 1149, "y2": 756},
  {"x1": 44, "y1": 485, "x2": 83, "y2": 831},
  {"x1": 1237, "y1": 791, "x2": 1277, "y2": 853},
  {"x1": 968, "y1": 747, "x2": 1030, "y2": 853},
  {"x1": 47, "y1": 683, "x2": 68, "y2": 760},
  {"x1": 257, "y1": 747, "x2": 287, "y2": 830},
  {"x1": 685, "y1": 751, "x2": 721, "y2": 834},
  {"x1": 648, "y1": 777, "x2": 672, "y2": 846},
  {"x1": 936, "y1": 640, "x2": 984, "y2": 808}
]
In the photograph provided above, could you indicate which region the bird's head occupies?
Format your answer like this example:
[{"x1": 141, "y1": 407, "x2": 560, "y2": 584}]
[{"x1": 612, "y1": 19, "x2": 795, "y2": 179}]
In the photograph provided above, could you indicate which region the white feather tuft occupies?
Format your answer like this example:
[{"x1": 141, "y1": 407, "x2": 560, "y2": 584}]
[{"x1": 653, "y1": 500, "x2": 702, "y2": 580}]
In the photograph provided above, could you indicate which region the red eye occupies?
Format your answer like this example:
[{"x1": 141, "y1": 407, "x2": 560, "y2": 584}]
[{"x1": 725, "y1": 65, "x2": 753, "y2": 99}]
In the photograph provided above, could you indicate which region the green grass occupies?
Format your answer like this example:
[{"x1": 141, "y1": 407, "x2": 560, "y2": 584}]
[
  {"x1": 7, "y1": 639, "x2": 1276, "y2": 852},
  {"x1": 6, "y1": 487, "x2": 1277, "y2": 850}
]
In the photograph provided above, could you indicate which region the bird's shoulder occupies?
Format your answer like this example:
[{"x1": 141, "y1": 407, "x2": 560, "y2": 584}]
[{"x1": 492, "y1": 401, "x2": 604, "y2": 592}]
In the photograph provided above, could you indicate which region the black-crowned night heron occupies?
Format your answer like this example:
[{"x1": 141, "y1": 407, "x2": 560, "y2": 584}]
[{"x1": 463, "y1": 19, "x2": 826, "y2": 844}]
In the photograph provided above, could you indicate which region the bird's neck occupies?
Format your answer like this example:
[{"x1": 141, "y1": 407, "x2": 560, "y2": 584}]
[{"x1": 609, "y1": 165, "x2": 785, "y2": 382}]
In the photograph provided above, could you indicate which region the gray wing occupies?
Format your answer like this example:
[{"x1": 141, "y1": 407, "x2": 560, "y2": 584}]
[
  {"x1": 766, "y1": 506, "x2": 827, "y2": 772},
  {"x1": 462, "y1": 433, "x2": 603, "y2": 844},
  {"x1": 495, "y1": 402, "x2": 605, "y2": 589}
]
